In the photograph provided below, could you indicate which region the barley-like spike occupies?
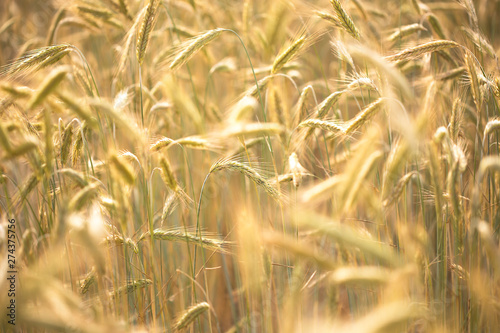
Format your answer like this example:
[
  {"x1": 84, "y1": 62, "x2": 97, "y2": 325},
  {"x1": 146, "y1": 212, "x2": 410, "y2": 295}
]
[
  {"x1": 80, "y1": 267, "x2": 96, "y2": 294},
  {"x1": 169, "y1": 28, "x2": 224, "y2": 71},
  {"x1": 110, "y1": 279, "x2": 152, "y2": 298},
  {"x1": 383, "y1": 171, "x2": 418, "y2": 207},
  {"x1": 60, "y1": 123, "x2": 73, "y2": 165},
  {"x1": 299, "y1": 119, "x2": 345, "y2": 134},
  {"x1": 315, "y1": 10, "x2": 342, "y2": 26},
  {"x1": 161, "y1": 193, "x2": 179, "y2": 226},
  {"x1": 484, "y1": 118, "x2": 500, "y2": 138},
  {"x1": 76, "y1": 5, "x2": 113, "y2": 20},
  {"x1": 28, "y1": 66, "x2": 69, "y2": 109},
  {"x1": 6, "y1": 140, "x2": 38, "y2": 159},
  {"x1": 56, "y1": 92, "x2": 96, "y2": 127},
  {"x1": 317, "y1": 90, "x2": 345, "y2": 119},
  {"x1": 210, "y1": 159, "x2": 281, "y2": 201},
  {"x1": 58, "y1": 168, "x2": 89, "y2": 187},
  {"x1": 223, "y1": 122, "x2": 284, "y2": 138},
  {"x1": 427, "y1": 14, "x2": 446, "y2": 39},
  {"x1": 174, "y1": 302, "x2": 211, "y2": 330},
  {"x1": 330, "y1": 0, "x2": 361, "y2": 40},
  {"x1": 465, "y1": 53, "x2": 482, "y2": 111},
  {"x1": 462, "y1": 27, "x2": 496, "y2": 59},
  {"x1": 140, "y1": 229, "x2": 228, "y2": 253},
  {"x1": 436, "y1": 66, "x2": 466, "y2": 82},
  {"x1": 271, "y1": 35, "x2": 306, "y2": 74},
  {"x1": 449, "y1": 98, "x2": 463, "y2": 141},
  {"x1": 102, "y1": 234, "x2": 139, "y2": 253},
  {"x1": 136, "y1": 0, "x2": 159, "y2": 66},
  {"x1": 117, "y1": 0, "x2": 133, "y2": 20},
  {"x1": 159, "y1": 156, "x2": 179, "y2": 191},
  {"x1": 388, "y1": 23, "x2": 427, "y2": 42},
  {"x1": 110, "y1": 154, "x2": 135, "y2": 185},
  {"x1": 3, "y1": 44, "x2": 73, "y2": 76},
  {"x1": 344, "y1": 98, "x2": 384, "y2": 135},
  {"x1": 386, "y1": 40, "x2": 459, "y2": 62},
  {"x1": 68, "y1": 183, "x2": 100, "y2": 212},
  {"x1": 116, "y1": 7, "x2": 145, "y2": 76}
]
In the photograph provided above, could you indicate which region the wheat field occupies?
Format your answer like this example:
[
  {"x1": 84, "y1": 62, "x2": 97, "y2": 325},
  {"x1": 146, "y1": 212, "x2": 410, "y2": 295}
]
[{"x1": 0, "y1": 0, "x2": 500, "y2": 332}]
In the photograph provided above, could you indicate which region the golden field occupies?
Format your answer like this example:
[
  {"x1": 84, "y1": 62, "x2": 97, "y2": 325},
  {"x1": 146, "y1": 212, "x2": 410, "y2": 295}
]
[{"x1": 1, "y1": 0, "x2": 500, "y2": 332}]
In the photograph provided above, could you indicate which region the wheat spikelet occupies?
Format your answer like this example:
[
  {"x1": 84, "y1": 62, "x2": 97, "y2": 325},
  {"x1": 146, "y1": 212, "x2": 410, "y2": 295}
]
[
  {"x1": 140, "y1": 229, "x2": 228, "y2": 253},
  {"x1": 316, "y1": 10, "x2": 341, "y2": 26},
  {"x1": 292, "y1": 85, "x2": 313, "y2": 127},
  {"x1": 427, "y1": 14, "x2": 446, "y2": 39},
  {"x1": 57, "y1": 168, "x2": 89, "y2": 187},
  {"x1": 317, "y1": 90, "x2": 345, "y2": 119},
  {"x1": 299, "y1": 119, "x2": 345, "y2": 134},
  {"x1": 56, "y1": 92, "x2": 96, "y2": 127},
  {"x1": 110, "y1": 279, "x2": 152, "y2": 298},
  {"x1": 222, "y1": 122, "x2": 284, "y2": 138},
  {"x1": 110, "y1": 154, "x2": 135, "y2": 185},
  {"x1": 300, "y1": 175, "x2": 344, "y2": 203},
  {"x1": 12, "y1": 174, "x2": 39, "y2": 208},
  {"x1": 449, "y1": 98, "x2": 463, "y2": 141},
  {"x1": 150, "y1": 137, "x2": 175, "y2": 152},
  {"x1": 117, "y1": 0, "x2": 133, "y2": 20},
  {"x1": 159, "y1": 156, "x2": 179, "y2": 191},
  {"x1": 5, "y1": 140, "x2": 38, "y2": 159},
  {"x1": 28, "y1": 66, "x2": 69, "y2": 109},
  {"x1": 210, "y1": 158, "x2": 281, "y2": 201},
  {"x1": 462, "y1": 27, "x2": 496, "y2": 58},
  {"x1": 272, "y1": 35, "x2": 306, "y2": 74},
  {"x1": 151, "y1": 136, "x2": 216, "y2": 152},
  {"x1": 245, "y1": 75, "x2": 273, "y2": 98},
  {"x1": 342, "y1": 149, "x2": 383, "y2": 210},
  {"x1": 329, "y1": 0, "x2": 360, "y2": 39},
  {"x1": 169, "y1": 28, "x2": 224, "y2": 71},
  {"x1": 76, "y1": 5, "x2": 113, "y2": 20},
  {"x1": 136, "y1": 0, "x2": 159, "y2": 66},
  {"x1": 436, "y1": 66, "x2": 466, "y2": 82},
  {"x1": 68, "y1": 183, "x2": 100, "y2": 212},
  {"x1": 0, "y1": 82, "x2": 33, "y2": 99},
  {"x1": 263, "y1": 232, "x2": 337, "y2": 270},
  {"x1": 174, "y1": 302, "x2": 211, "y2": 331},
  {"x1": 388, "y1": 23, "x2": 426, "y2": 42},
  {"x1": 330, "y1": 266, "x2": 391, "y2": 285},
  {"x1": 115, "y1": 7, "x2": 145, "y2": 76},
  {"x1": 383, "y1": 171, "x2": 418, "y2": 207},
  {"x1": 60, "y1": 122, "x2": 73, "y2": 165},
  {"x1": 288, "y1": 152, "x2": 307, "y2": 188},
  {"x1": 3, "y1": 44, "x2": 73, "y2": 76},
  {"x1": 344, "y1": 98, "x2": 384, "y2": 135},
  {"x1": 71, "y1": 122, "x2": 88, "y2": 166},
  {"x1": 160, "y1": 193, "x2": 179, "y2": 226},
  {"x1": 295, "y1": 210, "x2": 401, "y2": 266},
  {"x1": 386, "y1": 40, "x2": 459, "y2": 62},
  {"x1": 484, "y1": 118, "x2": 500, "y2": 138},
  {"x1": 80, "y1": 267, "x2": 96, "y2": 294},
  {"x1": 465, "y1": 53, "x2": 482, "y2": 111},
  {"x1": 102, "y1": 234, "x2": 139, "y2": 253}
]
